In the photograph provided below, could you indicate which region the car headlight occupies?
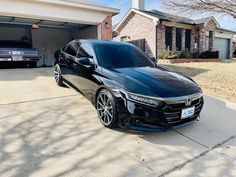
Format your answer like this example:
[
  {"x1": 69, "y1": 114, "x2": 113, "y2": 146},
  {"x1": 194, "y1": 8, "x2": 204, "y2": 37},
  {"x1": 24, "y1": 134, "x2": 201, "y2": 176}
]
[
  {"x1": 123, "y1": 91, "x2": 160, "y2": 106},
  {"x1": 128, "y1": 94, "x2": 160, "y2": 106},
  {"x1": 111, "y1": 89, "x2": 160, "y2": 106}
]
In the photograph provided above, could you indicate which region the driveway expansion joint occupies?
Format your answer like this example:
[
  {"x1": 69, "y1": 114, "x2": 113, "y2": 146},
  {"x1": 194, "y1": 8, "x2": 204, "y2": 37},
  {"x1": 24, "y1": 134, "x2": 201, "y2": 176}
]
[
  {"x1": 0, "y1": 94, "x2": 79, "y2": 107},
  {"x1": 173, "y1": 129, "x2": 209, "y2": 148},
  {"x1": 158, "y1": 134, "x2": 236, "y2": 177}
]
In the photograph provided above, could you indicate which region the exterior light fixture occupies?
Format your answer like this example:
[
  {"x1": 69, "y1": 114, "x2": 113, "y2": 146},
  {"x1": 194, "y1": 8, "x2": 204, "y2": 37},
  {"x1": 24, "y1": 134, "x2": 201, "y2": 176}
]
[
  {"x1": 32, "y1": 24, "x2": 39, "y2": 29},
  {"x1": 105, "y1": 21, "x2": 109, "y2": 29}
]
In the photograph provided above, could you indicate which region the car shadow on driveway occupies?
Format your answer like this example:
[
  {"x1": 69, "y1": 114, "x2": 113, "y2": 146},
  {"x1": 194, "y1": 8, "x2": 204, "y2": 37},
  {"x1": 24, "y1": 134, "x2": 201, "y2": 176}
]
[{"x1": 0, "y1": 95, "x2": 235, "y2": 177}]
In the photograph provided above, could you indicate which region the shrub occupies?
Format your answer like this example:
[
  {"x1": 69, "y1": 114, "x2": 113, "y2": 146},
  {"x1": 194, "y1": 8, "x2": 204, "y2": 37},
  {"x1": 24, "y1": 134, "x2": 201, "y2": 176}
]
[
  {"x1": 159, "y1": 50, "x2": 179, "y2": 59},
  {"x1": 179, "y1": 51, "x2": 198, "y2": 59},
  {"x1": 178, "y1": 51, "x2": 187, "y2": 58},
  {"x1": 159, "y1": 50, "x2": 219, "y2": 59},
  {"x1": 192, "y1": 51, "x2": 200, "y2": 58},
  {"x1": 233, "y1": 51, "x2": 236, "y2": 58},
  {"x1": 198, "y1": 50, "x2": 219, "y2": 59}
]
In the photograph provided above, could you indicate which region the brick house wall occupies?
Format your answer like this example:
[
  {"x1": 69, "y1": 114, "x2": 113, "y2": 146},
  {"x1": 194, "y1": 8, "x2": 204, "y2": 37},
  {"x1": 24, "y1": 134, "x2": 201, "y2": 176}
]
[
  {"x1": 198, "y1": 20, "x2": 216, "y2": 52},
  {"x1": 205, "y1": 20, "x2": 216, "y2": 31},
  {"x1": 101, "y1": 16, "x2": 113, "y2": 40},
  {"x1": 156, "y1": 24, "x2": 166, "y2": 57},
  {"x1": 198, "y1": 26, "x2": 206, "y2": 52},
  {"x1": 190, "y1": 29, "x2": 196, "y2": 51},
  {"x1": 113, "y1": 11, "x2": 230, "y2": 59},
  {"x1": 114, "y1": 13, "x2": 156, "y2": 57}
]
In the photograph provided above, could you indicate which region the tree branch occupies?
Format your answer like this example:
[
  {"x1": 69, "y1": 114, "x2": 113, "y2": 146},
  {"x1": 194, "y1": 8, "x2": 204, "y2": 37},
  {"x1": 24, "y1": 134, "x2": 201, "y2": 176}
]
[{"x1": 162, "y1": 0, "x2": 236, "y2": 19}]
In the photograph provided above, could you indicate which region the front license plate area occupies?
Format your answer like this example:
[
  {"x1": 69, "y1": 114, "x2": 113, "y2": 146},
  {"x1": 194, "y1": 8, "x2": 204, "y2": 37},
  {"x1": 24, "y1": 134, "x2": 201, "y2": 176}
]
[{"x1": 181, "y1": 106, "x2": 195, "y2": 119}]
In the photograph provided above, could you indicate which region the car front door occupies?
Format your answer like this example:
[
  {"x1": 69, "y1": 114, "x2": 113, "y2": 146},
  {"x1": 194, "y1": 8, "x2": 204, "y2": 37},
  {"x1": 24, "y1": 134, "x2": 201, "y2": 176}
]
[{"x1": 72, "y1": 42, "x2": 101, "y2": 101}]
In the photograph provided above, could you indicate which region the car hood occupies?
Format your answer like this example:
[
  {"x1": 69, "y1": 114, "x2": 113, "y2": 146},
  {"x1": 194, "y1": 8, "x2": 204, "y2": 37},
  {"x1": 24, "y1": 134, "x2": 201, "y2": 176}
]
[{"x1": 105, "y1": 66, "x2": 201, "y2": 98}]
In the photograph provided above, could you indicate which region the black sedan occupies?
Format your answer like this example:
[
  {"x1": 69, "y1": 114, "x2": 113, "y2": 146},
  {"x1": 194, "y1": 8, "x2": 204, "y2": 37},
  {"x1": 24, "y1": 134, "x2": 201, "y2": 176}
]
[{"x1": 54, "y1": 40, "x2": 204, "y2": 131}]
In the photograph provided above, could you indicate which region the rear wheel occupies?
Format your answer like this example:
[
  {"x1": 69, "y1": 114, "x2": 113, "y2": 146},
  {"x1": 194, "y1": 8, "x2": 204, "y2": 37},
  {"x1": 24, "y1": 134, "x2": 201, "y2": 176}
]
[
  {"x1": 54, "y1": 64, "x2": 63, "y2": 86},
  {"x1": 96, "y1": 89, "x2": 118, "y2": 128}
]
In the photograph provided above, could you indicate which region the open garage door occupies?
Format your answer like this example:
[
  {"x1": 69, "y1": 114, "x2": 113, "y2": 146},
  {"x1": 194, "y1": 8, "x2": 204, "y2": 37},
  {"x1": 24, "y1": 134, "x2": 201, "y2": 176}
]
[{"x1": 0, "y1": 16, "x2": 98, "y2": 68}]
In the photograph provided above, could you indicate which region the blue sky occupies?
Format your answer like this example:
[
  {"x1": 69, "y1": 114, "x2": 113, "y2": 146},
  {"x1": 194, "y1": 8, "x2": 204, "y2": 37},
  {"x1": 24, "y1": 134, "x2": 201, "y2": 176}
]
[{"x1": 90, "y1": 0, "x2": 236, "y2": 31}]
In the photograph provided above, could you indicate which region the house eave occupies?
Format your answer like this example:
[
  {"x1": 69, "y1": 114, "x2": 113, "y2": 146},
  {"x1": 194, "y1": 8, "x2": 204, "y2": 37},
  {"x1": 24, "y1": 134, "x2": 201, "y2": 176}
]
[
  {"x1": 216, "y1": 28, "x2": 236, "y2": 34},
  {"x1": 114, "y1": 8, "x2": 159, "y2": 32},
  {"x1": 201, "y1": 16, "x2": 220, "y2": 28},
  {"x1": 35, "y1": 0, "x2": 120, "y2": 16}
]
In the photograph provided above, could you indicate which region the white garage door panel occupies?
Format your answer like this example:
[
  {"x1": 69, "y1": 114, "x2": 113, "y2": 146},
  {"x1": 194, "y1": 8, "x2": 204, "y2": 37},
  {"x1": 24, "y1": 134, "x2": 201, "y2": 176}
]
[
  {"x1": 32, "y1": 27, "x2": 70, "y2": 66},
  {"x1": 215, "y1": 38, "x2": 230, "y2": 59}
]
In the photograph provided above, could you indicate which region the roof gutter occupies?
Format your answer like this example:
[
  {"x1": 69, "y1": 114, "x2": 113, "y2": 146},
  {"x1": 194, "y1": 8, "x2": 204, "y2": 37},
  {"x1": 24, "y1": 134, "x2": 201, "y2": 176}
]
[{"x1": 35, "y1": 0, "x2": 120, "y2": 16}]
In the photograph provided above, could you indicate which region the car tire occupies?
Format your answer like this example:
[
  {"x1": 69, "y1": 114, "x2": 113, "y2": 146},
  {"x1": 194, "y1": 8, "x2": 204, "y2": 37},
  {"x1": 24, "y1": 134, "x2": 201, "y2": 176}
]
[
  {"x1": 96, "y1": 89, "x2": 118, "y2": 128},
  {"x1": 54, "y1": 64, "x2": 64, "y2": 86}
]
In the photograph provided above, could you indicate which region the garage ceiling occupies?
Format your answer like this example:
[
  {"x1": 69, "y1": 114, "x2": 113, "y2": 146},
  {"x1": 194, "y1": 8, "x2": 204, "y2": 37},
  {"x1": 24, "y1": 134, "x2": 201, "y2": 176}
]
[{"x1": 0, "y1": 16, "x2": 87, "y2": 29}]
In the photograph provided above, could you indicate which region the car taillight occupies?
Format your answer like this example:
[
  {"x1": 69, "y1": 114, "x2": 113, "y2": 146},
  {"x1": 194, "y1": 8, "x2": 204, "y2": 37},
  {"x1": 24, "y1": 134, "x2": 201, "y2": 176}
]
[{"x1": 0, "y1": 50, "x2": 11, "y2": 56}]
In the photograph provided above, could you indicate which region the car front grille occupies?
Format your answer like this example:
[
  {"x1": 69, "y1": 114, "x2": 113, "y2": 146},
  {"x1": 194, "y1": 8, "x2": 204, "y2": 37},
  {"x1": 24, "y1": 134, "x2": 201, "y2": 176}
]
[{"x1": 163, "y1": 96, "x2": 204, "y2": 126}]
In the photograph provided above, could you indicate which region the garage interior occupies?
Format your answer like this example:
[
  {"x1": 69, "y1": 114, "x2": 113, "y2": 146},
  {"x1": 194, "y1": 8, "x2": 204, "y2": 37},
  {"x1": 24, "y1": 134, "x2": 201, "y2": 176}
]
[{"x1": 0, "y1": 16, "x2": 98, "y2": 67}]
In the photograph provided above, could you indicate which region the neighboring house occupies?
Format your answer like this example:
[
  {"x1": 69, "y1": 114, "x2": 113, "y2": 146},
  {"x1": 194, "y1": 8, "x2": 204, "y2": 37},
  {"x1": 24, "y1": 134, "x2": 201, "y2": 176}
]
[
  {"x1": 0, "y1": 0, "x2": 119, "y2": 67},
  {"x1": 114, "y1": 0, "x2": 235, "y2": 59}
]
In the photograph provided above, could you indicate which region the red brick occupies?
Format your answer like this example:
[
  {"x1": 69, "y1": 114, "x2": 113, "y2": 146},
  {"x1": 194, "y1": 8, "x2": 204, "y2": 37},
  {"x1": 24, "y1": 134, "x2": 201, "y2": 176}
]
[{"x1": 101, "y1": 16, "x2": 112, "y2": 40}]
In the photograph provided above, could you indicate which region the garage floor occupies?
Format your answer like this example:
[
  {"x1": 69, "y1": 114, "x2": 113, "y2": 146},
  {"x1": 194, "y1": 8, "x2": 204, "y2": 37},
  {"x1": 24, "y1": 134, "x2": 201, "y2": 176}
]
[{"x1": 0, "y1": 68, "x2": 235, "y2": 177}]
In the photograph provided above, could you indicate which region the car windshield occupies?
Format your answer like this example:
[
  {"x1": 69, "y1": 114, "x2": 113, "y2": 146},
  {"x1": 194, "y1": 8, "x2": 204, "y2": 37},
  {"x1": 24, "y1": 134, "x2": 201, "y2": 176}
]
[{"x1": 94, "y1": 43, "x2": 155, "y2": 68}]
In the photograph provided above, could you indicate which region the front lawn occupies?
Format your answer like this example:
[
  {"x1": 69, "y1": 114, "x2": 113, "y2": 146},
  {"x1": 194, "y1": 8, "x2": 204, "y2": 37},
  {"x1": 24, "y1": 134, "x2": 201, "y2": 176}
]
[{"x1": 165, "y1": 60, "x2": 236, "y2": 103}]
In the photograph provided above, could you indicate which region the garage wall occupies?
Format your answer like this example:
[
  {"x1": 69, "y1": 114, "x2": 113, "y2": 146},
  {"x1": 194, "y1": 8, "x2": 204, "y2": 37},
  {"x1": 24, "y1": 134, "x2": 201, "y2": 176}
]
[
  {"x1": 68, "y1": 25, "x2": 98, "y2": 41},
  {"x1": 77, "y1": 26, "x2": 98, "y2": 39},
  {"x1": 0, "y1": 26, "x2": 30, "y2": 41},
  {"x1": 31, "y1": 27, "x2": 70, "y2": 66}
]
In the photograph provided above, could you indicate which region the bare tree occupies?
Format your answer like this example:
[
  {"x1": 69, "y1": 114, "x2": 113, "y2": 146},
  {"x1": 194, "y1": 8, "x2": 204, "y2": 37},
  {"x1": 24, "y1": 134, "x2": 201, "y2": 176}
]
[{"x1": 162, "y1": 0, "x2": 236, "y2": 19}]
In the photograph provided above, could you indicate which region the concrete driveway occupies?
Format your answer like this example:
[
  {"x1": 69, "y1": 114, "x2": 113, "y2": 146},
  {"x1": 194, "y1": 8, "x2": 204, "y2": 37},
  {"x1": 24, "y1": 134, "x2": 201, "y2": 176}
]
[{"x1": 0, "y1": 68, "x2": 235, "y2": 177}]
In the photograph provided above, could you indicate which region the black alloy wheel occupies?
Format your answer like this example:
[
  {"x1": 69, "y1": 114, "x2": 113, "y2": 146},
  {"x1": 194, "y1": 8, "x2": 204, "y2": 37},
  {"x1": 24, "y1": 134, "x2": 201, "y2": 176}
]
[
  {"x1": 96, "y1": 89, "x2": 118, "y2": 128},
  {"x1": 54, "y1": 64, "x2": 63, "y2": 86}
]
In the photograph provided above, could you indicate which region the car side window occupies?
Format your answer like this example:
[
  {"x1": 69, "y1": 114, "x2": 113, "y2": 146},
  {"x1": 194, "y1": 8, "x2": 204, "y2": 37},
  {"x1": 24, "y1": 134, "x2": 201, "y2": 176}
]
[
  {"x1": 66, "y1": 42, "x2": 79, "y2": 57},
  {"x1": 62, "y1": 46, "x2": 67, "y2": 52},
  {"x1": 77, "y1": 47, "x2": 87, "y2": 58}
]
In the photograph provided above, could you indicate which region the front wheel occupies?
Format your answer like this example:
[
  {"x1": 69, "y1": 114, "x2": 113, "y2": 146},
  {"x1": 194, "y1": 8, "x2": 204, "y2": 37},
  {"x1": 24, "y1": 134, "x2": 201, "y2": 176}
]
[
  {"x1": 96, "y1": 89, "x2": 118, "y2": 128},
  {"x1": 54, "y1": 64, "x2": 63, "y2": 86}
]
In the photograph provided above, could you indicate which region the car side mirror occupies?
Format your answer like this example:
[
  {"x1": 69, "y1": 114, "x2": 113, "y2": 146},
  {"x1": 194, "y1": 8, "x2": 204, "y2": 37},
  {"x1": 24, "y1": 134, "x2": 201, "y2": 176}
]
[{"x1": 76, "y1": 57, "x2": 95, "y2": 69}]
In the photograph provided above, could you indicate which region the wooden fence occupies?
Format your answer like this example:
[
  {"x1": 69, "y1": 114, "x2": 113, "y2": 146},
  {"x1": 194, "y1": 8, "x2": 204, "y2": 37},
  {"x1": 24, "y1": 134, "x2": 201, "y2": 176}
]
[{"x1": 127, "y1": 38, "x2": 146, "y2": 52}]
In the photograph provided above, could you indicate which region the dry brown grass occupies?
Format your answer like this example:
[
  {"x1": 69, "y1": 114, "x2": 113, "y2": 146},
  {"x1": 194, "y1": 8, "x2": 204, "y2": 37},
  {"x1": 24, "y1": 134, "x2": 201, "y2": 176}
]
[{"x1": 165, "y1": 60, "x2": 236, "y2": 103}]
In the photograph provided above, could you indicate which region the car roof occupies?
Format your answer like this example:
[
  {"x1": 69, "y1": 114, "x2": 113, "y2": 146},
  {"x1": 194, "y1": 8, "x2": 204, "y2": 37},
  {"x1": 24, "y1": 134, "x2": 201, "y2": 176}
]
[{"x1": 73, "y1": 39, "x2": 132, "y2": 46}]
